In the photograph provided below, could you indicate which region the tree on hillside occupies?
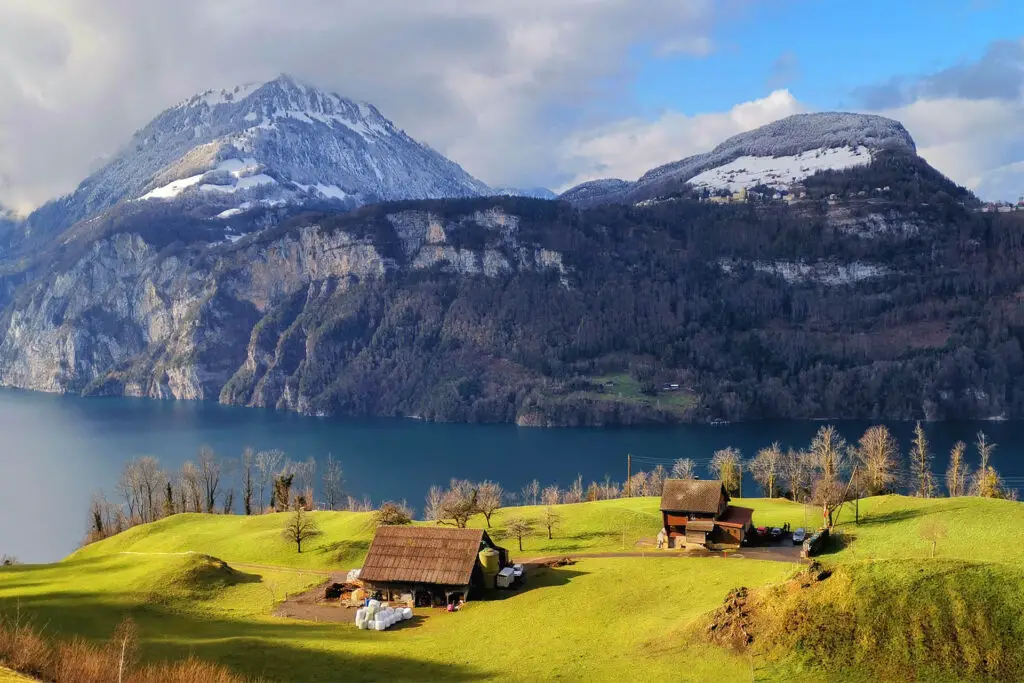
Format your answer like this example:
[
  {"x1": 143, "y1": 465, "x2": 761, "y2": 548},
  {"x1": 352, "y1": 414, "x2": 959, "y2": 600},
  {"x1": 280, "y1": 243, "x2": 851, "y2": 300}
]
[
  {"x1": 565, "y1": 475, "x2": 584, "y2": 504},
  {"x1": 710, "y1": 448, "x2": 743, "y2": 496},
  {"x1": 373, "y1": 501, "x2": 413, "y2": 526},
  {"x1": 543, "y1": 506, "x2": 561, "y2": 540},
  {"x1": 476, "y1": 481, "x2": 504, "y2": 527},
  {"x1": 180, "y1": 461, "x2": 203, "y2": 513},
  {"x1": 273, "y1": 473, "x2": 295, "y2": 512},
  {"x1": 241, "y1": 447, "x2": 255, "y2": 516},
  {"x1": 434, "y1": 479, "x2": 480, "y2": 528},
  {"x1": 781, "y1": 448, "x2": 814, "y2": 502},
  {"x1": 293, "y1": 457, "x2": 317, "y2": 509},
  {"x1": 521, "y1": 480, "x2": 540, "y2": 506},
  {"x1": 282, "y1": 506, "x2": 322, "y2": 553},
  {"x1": 505, "y1": 517, "x2": 535, "y2": 551},
  {"x1": 322, "y1": 454, "x2": 344, "y2": 511},
  {"x1": 162, "y1": 480, "x2": 175, "y2": 518},
  {"x1": 910, "y1": 422, "x2": 936, "y2": 498},
  {"x1": 197, "y1": 446, "x2": 222, "y2": 513},
  {"x1": 856, "y1": 426, "x2": 899, "y2": 496},
  {"x1": 671, "y1": 458, "x2": 696, "y2": 480},
  {"x1": 810, "y1": 425, "x2": 847, "y2": 482},
  {"x1": 425, "y1": 485, "x2": 444, "y2": 522},
  {"x1": 945, "y1": 441, "x2": 968, "y2": 497},
  {"x1": 255, "y1": 449, "x2": 285, "y2": 512},
  {"x1": 750, "y1": 442, "x2": 782, "y2": 498},
  {"x1": 971, "y1": 432, "x2": 1009, "y2": 498},
  {"x1": 649, "y1": 465, "x2": 668, "y2": 497},
  {"x1": 919, "y1": 518, "x2": 948, "y2": 558},
  {"x1": 542, "y1": 484, "x2": 562, "y2": 506}
]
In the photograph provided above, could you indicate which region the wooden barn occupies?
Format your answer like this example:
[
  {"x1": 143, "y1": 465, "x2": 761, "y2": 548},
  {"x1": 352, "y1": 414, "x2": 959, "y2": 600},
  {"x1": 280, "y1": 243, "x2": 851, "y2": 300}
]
[
  {"x1": 659, "y1": 479, "x2": 754, "y2": 549},
  {"x1": 358, "y1": 526, "x2": 509, "y2": 607}
]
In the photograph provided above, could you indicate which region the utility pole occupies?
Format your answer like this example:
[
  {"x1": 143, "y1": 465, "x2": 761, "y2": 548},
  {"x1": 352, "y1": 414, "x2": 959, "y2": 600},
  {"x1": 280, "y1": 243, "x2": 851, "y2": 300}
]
[{"x1": 626, "y1": 453, "x2": 632, "y2": 497}]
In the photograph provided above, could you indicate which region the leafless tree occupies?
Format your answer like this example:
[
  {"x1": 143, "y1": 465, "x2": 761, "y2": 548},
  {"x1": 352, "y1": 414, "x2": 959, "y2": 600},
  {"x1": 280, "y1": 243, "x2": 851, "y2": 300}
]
[
  {"x1": 585, "y1": 481, "x2": 601, "y2": 501},
  {"x1": 565, "y1": 474, "x2": 584, "y2": 504},
  {"x1": 810, "y1": 425, "x2": 847, "y2": 482},
  {"x1": 435, "y1": 480, "x2": 480, "y2": 528},
  {"x1": 543, "y1": 505, "x2": 561, "y2": 540},
  {"x1": 505, "y1": 517, "x2": 535, "y2": 551},
  {"x1": 521, "y1": 479, "x2": 540, "y2": 506},
  {"x1": 241, "y1": 447, "x2": 255, "y2": 515},
  {"x1": 197, "y1": 446, "x2": 222, "y2": 513},
  {"x1": 625, "y1": 471, "x2": 648, "y2": 497},
  {"x1": 670, "y1": 458, "x2": 696, "y2": 480},
  {"x1": 273, "y1": 472, "x2": 295, "y2": 512},
  {"x1": 425, "y1": 485, "x2": 444, "y2": 521},
  {"x1": 750, "y1": 442, "x2": 783, "y2": 498},
  {"x1": 180, "y1": 461, "x2": 202, "y2": 513},
  {"x1": 346, "y1": 494, "x2": 374, "y2": 512},
  {"x1": 372, "y1": 501, "x2": 413, "y2": 526},
  {"x1": 476, "y1": 481, "x2": 504, "y2": 527},
  {"x1": 909, "y1": 422, "x2": 936, "y2": 498},
  {"x1": 85, "y1": 492, "x2": 126, "y2": 544},
  {"x1": 781, "y1": 448, "x2": 814, "y2": 502},
  {"x1": 282, "y1": 507, "x2": 322, "y2": 553},
  {"x1": 919, "y1": 519, "x2": 948, "y2": 558},
  {"x1": 945, "y1": 441, "x2": 968, "y2": 497},
  {"x1": 322, "y1": 454, "x2": 344, "y2": 511},
  {"x1": 600, "y1": 475, "x2": 621, "y2": 500},
  {"x1": 255, "y1": 449, "x2": 285, "y2": 512},
  {"x1": 542, "y1": 484, "x2": 561, "y2": 506},
  {"x1": 710, "y1": 448, "x2": 743, "y2": 496},
  {"x1": 856, "y1": 426, "x2": 899, "y2": 496},
  {"x1": 117, "y1": 462, "x2": 141, "y2": 523},
  {"x1": 222, "y1": 488, "x2": 235, "y2": 514},
  {"x1": 293, "y1": 457, "x2": 317, "y2": 509},
  {"x1": 648, "y1": 465, "x2": 667, "y2": 497},
  {"x1": 971, "y1": 432, "x2": 1009, "y2": 498}
]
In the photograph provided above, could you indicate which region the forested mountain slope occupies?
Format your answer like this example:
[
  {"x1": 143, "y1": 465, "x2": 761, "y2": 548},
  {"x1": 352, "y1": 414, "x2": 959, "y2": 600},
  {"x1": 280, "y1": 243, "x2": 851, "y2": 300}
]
[{"x1": 0, "y1": 151, "x2": 1019, "y2": 425}]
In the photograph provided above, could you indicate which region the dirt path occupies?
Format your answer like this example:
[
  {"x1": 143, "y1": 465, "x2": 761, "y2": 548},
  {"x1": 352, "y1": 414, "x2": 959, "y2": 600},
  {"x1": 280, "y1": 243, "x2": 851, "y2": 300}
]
[{"x1": 517, "y1": 545, "x2": 804, "y2": 564}]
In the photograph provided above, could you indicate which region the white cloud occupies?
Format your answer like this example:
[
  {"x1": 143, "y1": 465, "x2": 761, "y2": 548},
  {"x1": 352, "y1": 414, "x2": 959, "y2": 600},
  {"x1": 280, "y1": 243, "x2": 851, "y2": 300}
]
[
  {"x1": 0, "y1": 0, "x2": 731, "y2": 211},
  {"x1": 557, "y1": 89, "x2": 805, "y2": 188},
  {"x1": 879, "y1": 96, "x2": 1024, "y2": 199}
]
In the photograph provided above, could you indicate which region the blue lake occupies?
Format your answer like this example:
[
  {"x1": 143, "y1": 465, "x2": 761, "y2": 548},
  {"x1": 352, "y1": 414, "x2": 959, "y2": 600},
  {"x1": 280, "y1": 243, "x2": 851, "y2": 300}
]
[{"x1": 1, "y1": 388, "x2": 1021, "y2": 562}]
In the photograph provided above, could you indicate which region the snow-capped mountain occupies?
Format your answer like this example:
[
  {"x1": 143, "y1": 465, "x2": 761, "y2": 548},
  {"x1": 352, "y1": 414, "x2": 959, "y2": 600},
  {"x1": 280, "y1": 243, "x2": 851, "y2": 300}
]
[
  {"x1": 489, "y1": 186, "x2": 557, "y2": 200},
  {"x1": 561, "y1": 112, "x2": 918, "y2": 206},
  {"x1": 22, "y1": 75, "x2": 490, "y2": 238}
]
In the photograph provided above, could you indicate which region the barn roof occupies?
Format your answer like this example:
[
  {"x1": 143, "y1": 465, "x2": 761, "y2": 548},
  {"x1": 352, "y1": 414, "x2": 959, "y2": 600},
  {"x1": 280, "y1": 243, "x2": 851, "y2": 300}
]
[
  {"x1": 359, "y1": 526, "x2": 487, "y2": 586},
  {"x1": 716, "y1": 505, "x2": 754, "y2": 529},
  {"x1": 660, "y1": 479, "x2": 728, "y2": 514}
]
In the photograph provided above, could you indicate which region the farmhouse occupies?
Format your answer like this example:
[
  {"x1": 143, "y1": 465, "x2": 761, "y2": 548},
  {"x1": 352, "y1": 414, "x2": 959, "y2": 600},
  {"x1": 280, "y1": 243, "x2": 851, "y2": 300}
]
[
  {"x1": 659, "y1": 479, "x2": 755, "y2": 549},
  {"x1": 359, "y1": 526, "x2": 510, "y2": 607}
]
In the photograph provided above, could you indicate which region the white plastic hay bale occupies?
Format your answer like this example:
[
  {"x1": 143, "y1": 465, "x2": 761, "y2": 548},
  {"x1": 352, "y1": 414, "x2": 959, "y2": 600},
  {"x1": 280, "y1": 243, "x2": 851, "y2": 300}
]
[
  {"x1": 402, "y1": 608, "x2": 413, "y2": 620},
  {"x1": 367, "y1": 599, "x2": 380, "y2": 610}
]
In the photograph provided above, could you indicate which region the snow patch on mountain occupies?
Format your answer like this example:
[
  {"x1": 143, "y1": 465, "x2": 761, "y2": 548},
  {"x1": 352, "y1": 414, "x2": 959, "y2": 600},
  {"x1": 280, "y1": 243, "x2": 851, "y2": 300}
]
[
  {"x1": 688, "y1": 146, "x2": 872, "y2": 192},
  {"x1": 490, "y1": 187, "x2": 557, "y2": 200}
]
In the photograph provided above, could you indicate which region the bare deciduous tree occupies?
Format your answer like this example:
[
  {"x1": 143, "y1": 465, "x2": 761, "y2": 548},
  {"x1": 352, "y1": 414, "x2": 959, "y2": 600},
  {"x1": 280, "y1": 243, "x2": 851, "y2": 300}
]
[
  {"x1": 241, "y1": 447, "x2": 255, "y2": 516},
  {"x1": 945, "y1": 441, "x2": 968, "y2": 497},
  {"x1": 625, "y1": 471, "x2": 649, "y2": 497},
  {"x1": 255, "y1": 449, "x2": 285, "y2": 512},
  {"x1": 425, "y1": 485, "x2": 444, "y2": 521},
  {"x1": 910, "y1": 422, "x2": 936, "y2": 498},
  {"x1": 565, "y1": 475, "x2": 584, "y2": 504},
  {"x1": 322, "y1": 454, "x2": 344, "y2": 511},
  {"x1": 670, "y1": 458, "x2": 696, "y2": 480},
  {"x1": 781, "y1": 448, "x2": 814, "y2": 502},
  {"x1": 476, "y1": 481, "x2": 504, "y2": 527},
  {"x1": 971, "y1": 432, "x2": 1008, "y2": 498},
  {"x1": 750, "y1": 442, "x2": 783, "y2": 498},
  {"x1": 543, "y1": 506, "x2": 561, "y2": 540},
  {"x1": 197, "y1": 446, "x2": 222, "y2": 513},
  {"x1": 434, "y1": 480, "x2": 480, "y2": 528},
  {"x1": 521, "y1": 480, "x2": 540, "y2": 506},
  {"x1": 856, "y1": 426, "x2": 899, "y2": 496},
  {"x1": 293, "y1": 457, "x2": 317, "y2": 509},
  {"x1": 648, "y1": 465, "x2": 667, "y2": 497},
  {"x1": 505, "y1": 517, "x2": 534, "y2": 551},
  {"x1": 372, "y1": 501, "x2": 413, "y2": 526},
  {"x1": 180, "y1": 462, "x2": 202, "y2": 513},
  {"x1": 810, "y1": 425, "x2": 847, "y2": 482},
  {"x1": 710, "y1": 448, "x2": 743, "y2": 496},
  {"x1": 282, "y1": 507, "x2": 322, "y2": 553},
  {"x1": 273, "y1": 473, "x2": 294, "y2": 512},
  {"x1": 919, "y1": 519, "x2": 948, "y2": 558},
  {"x1": 542, "y1": 484, "x2": 561, "y2": 507}
]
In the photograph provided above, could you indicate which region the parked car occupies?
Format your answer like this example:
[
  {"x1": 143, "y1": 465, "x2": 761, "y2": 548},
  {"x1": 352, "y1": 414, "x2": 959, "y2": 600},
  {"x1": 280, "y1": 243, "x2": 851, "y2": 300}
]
[
  {"x1": 770, "y1": 527, "x2": 783, "y2": 540},
  {"x1": 792, "y1": 528, "x2": 807, "y2": 545}
]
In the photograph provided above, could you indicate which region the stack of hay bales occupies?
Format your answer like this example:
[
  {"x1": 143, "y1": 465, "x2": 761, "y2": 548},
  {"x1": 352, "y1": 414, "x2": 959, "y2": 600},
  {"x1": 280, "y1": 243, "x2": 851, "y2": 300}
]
[{"x1": 355, "y1": 600, "x2": 414, "y2": 631}]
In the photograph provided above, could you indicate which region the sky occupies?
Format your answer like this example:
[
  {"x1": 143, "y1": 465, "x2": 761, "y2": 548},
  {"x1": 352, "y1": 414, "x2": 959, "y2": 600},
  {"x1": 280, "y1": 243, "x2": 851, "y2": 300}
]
[{"x1": 1, "y1": 0, "x2": 1024, "y2": 211}]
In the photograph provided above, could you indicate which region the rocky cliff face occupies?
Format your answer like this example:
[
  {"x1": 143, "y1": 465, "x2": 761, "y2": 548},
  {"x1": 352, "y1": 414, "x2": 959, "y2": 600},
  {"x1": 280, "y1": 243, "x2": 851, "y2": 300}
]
[{"x1": 0, "y1": 204, "x2": 568, "y2": 415}]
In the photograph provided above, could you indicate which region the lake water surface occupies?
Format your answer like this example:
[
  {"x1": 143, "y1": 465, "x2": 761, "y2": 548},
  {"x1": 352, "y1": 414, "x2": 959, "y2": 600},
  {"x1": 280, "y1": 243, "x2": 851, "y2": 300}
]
[{"x1": 2, "y1": 388, "x2": 1022, "y2": 563}]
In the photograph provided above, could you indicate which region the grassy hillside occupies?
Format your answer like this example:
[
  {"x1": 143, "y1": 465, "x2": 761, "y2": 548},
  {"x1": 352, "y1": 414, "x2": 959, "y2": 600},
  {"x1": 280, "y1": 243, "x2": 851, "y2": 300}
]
[
  {"x1": 4, "y1": 495, "x2": 1024, "y2": 682},
  {"x1": 71, "y1": 496, "x2": 814, "y2": 570}
]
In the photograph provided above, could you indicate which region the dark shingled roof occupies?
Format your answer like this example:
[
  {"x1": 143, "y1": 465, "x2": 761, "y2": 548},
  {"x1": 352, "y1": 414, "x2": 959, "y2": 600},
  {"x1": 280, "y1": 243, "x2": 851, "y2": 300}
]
[
  {"x1": 359, "y1": 526, "x2": 488, "y2": 586},
  {"x1": 660, "y1": 479, "x2": 728, "y2": 514},
  {"x1": 717, "y1": 506, "x2": 755, "y2": 528}
]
